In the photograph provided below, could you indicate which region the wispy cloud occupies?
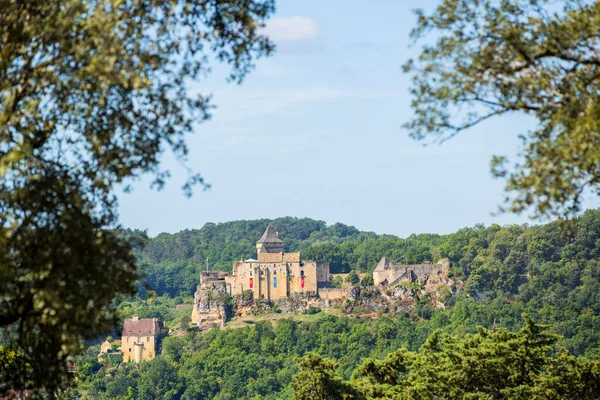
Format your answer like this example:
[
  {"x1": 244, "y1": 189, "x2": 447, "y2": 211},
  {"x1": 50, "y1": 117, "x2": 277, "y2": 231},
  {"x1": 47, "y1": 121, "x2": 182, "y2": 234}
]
[
  {"x1": 203, "y1": 128, "x2": 333, "y2": 154},
  {"x1": 210, "y1": 86, "x2": 401, "y2": 121},
  {"x1": 262, "y1": 16, "x2": 319, "y2": 42}
]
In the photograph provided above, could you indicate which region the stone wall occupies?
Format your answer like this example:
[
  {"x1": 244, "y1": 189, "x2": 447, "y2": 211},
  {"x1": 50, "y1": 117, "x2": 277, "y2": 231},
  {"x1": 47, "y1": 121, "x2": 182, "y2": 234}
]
[
  {"x1": 318, "y1": 288, "x2": 350, "y2": 300},
  {"x1": 373, "y1": 258, "x2": 450, "y2": 287}
]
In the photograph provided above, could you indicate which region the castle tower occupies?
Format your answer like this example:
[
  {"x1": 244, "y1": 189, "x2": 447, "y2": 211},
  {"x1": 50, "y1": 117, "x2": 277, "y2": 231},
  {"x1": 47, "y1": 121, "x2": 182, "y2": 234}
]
[{"x1": 256, "y1": 225, "x2": 284, "y2": 254}]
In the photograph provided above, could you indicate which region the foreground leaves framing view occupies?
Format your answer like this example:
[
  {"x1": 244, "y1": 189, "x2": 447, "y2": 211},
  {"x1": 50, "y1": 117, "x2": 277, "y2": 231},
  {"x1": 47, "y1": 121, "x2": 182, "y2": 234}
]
[
  {"x1": 405, "y1": 0, "x2": 600, "y2": 218},
  {"x1": 5, "y1": 0, "x2": 600, "y2": 398},
  {"x1": 0, "y1": 0, "x2": 274, "y2": 394}
]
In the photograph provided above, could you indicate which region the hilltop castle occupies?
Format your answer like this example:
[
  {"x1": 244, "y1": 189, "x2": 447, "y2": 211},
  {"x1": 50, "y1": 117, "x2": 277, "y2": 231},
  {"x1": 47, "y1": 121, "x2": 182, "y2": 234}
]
[
  {"x1": 191, "y1": 226, "x2": 331, "y2": 328},
  {"x1": 224, "y1": 225, "x2": 330, "y2": 300},
  {"x1": 191, "y1": 226, "x2": 453, "y2": 328}
]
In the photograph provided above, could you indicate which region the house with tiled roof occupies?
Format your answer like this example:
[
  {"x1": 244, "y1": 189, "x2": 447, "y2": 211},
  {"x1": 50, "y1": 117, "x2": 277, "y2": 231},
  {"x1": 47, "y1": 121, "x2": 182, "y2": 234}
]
[{"x1": 121, "y1": 316, "x2": 168, "y2": 363}]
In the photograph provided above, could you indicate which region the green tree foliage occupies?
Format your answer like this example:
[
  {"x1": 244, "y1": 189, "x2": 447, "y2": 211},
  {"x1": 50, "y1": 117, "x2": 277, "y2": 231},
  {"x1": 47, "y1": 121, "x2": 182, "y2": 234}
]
[
  {"x1": 345, "y1": 270, "x2": 360, "y2": 285},
  {"x1": 294, "y1": 316, "x2": 600, "y2": 399},
  {"x1": 127, "y1": 211, "x2": 600, "y2": 358},
  {"x1": 291, "y1": 353, "x2": 359, "y2": 400},
  {"x1": 0, "y1": 0, "x2": 274, "y2": 393},
  {"x1": 0, "y1": 346, "x2": 29, "y2": 394},
  {"x1": 130, "y1": 218, "x2": 440, "y2": 289},
  {"x1": 68, "y1": 210, "x2": 600, "y2": 399},
  {"x1": 404, "y1": 0, "x2": 600, "y2": 218},
  {"x1": 360, "y1": 274, "x2": 374, "y2": 287},
  {"x1": 70, "y1": 315, "x2": 436, "y2": 399}
]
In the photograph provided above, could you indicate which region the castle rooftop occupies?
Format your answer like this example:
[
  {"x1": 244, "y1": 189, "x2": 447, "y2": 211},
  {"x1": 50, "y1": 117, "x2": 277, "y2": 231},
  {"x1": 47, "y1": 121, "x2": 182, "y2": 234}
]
[{"x1": 257, "y1": 225, "x2": 283, "y2": 244}]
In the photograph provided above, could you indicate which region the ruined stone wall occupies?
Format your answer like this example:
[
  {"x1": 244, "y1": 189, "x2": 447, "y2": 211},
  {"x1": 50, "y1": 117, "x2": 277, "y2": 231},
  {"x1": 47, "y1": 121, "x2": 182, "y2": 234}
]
[
  {"x1": 374, "y1": 259, "x2": 450, "y2": 287},
  {"x1": 318, "y1": 287, "x2": 349, "y2": 300},
  {"x1": 316, "y1": 261, "x2": 330, "y2": 283}
]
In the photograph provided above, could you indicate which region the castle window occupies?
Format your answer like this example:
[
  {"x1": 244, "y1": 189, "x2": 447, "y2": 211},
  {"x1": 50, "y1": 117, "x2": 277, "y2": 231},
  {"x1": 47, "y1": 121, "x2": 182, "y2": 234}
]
[
  {"x1": 300, "y1": 270, "x2": 305, "y2": 278},
  {"x1": 273, "y1": 269, "x2": 276, "y2": 275},
  {"x1": 250, "y1": 270, "x2": 252, "y2": 277}
]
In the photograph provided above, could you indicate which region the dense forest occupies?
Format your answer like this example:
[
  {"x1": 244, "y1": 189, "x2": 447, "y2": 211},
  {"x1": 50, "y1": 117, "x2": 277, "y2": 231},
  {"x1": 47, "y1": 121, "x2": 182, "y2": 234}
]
[{"x1": 72, "y1": 210, "x2": 600, "y2": 398}]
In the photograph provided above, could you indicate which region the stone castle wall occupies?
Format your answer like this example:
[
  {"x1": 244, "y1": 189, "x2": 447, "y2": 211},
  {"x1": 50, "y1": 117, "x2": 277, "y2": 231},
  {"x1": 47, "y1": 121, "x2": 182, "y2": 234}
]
[{"x1": 318, "y1": 288, "x2": 350, "y2": 300}]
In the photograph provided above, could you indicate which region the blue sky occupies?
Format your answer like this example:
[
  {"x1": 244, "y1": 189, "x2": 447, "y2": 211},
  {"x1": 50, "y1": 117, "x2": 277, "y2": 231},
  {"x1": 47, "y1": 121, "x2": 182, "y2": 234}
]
[{"x1": 118, "y1": 0, "x2": 548, "y2": 237}]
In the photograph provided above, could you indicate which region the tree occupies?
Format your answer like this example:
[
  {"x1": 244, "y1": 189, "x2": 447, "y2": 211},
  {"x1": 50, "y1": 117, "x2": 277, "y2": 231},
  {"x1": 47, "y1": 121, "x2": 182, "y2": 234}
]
[
  {"x1": 294, "y1": 315, "x2": 600, "y2": 399},
  {"x1": 291, "y1": 353, "x2": 361, "y2": 400},
  {"x1": 360, "y1": 274, "x2": 374, "y2": 287},
  {"x1": 345, "y1": 270, "x2": 360, "y2": 286},
  {"x1": 0, "y1": 0, "x2": 274, "y2": 394},
  {"x1": 404, "y1": 0, "x2": 600, "y2": 218}
]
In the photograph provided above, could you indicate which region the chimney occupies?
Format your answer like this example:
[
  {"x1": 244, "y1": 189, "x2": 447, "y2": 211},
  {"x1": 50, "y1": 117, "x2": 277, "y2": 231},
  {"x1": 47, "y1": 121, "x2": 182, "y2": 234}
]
[{"x1": 132, "y1": 315, "x2": 139, "y2": 321}]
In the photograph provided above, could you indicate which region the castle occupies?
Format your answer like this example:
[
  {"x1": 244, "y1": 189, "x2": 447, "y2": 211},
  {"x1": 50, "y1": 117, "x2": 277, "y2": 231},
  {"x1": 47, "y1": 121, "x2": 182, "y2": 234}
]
[
  {"x1": 224, "y1": 225, "x2": 330, "y2": 300},
  {"x1": 191, "y1": 226, "x2": 453, "y2": 328}
]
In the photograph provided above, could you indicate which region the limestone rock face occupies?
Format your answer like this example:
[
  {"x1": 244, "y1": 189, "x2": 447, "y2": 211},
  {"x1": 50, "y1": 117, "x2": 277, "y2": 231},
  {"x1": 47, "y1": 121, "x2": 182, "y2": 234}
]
[
  {"x1": 192, "y1": 281, "x2": 229, "y2": 331},
  {"x1": 275, "y1": 292, "x2": 320, "y2": 314}
]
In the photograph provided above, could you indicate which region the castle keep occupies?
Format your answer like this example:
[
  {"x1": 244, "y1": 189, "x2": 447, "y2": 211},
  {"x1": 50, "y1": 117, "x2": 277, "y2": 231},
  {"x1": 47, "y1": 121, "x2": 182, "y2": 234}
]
[{"x1": 224, "y1": 225, "x2": 330, "y2": 299}]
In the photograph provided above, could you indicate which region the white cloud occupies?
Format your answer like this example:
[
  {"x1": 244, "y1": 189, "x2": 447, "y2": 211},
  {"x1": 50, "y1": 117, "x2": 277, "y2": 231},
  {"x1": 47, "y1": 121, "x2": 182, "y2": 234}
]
[
  {"x1": 210, "y1": 86, "x2": 401, "y2": 122},
  {"x1": 262, "y1": 16, "x2": 318, "y2": 42}
]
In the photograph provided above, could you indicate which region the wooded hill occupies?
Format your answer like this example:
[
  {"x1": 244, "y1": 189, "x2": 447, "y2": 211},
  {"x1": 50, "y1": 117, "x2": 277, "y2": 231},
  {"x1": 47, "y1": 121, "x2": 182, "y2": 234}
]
[
  {"x1": 69, "y1": 210, "x2": 600, "y2": 399},
  {"x1": 123, "y1": 210, "x2": 600, "y2": 357}
]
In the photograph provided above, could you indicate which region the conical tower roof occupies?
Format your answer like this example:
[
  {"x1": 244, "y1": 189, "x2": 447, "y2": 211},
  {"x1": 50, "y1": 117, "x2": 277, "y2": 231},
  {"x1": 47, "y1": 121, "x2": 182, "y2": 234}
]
[{"x1": 257, "y1": 225, "x2": 283, "y2": 244}]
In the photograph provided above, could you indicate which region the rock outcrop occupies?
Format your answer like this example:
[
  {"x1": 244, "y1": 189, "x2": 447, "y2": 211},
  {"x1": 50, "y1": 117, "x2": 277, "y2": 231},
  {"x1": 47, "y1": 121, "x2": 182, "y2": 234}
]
[{"x1": 192, "y1": 272, "x2": 230, "y2": 331}]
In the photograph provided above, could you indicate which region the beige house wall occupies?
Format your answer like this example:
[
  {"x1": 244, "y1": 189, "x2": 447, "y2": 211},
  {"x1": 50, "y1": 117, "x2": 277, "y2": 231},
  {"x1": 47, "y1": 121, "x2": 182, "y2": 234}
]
[
  {"x1": 100, "y1": 340, "x2": 112, "y2": 354},
  {"x1": 122, "y1": 334, "x2": 156, "y2": 363}
]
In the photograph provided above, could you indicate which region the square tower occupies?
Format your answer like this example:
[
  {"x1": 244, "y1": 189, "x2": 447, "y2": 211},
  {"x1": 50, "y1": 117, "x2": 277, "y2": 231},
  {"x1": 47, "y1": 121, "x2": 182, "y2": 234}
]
[{"x1": 256, "y1": 225, "x2": 284, "y2": 254}]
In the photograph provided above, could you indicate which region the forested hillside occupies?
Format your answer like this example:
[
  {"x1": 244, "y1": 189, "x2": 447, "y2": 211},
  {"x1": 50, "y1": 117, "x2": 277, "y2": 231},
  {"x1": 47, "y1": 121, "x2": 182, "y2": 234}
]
[
  {"x1": 128, "y1": 217, "x2": 441, "y2": 297},
  {"x1": 130, "y1": 211, "x2": 600, "y2": 356},
  {"x1": 75, "y1": 210, "x2": 600, "y2": 399}
]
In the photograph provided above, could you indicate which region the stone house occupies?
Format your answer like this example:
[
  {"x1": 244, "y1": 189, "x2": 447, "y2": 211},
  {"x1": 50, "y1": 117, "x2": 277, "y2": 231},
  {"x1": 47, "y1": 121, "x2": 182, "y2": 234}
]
[
  {"x1": 99, "y1": 339, "x2": 121, "y2": 355},
  {"x1": 121, "y1": 316, "x2": 168, "y2": 363}
]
